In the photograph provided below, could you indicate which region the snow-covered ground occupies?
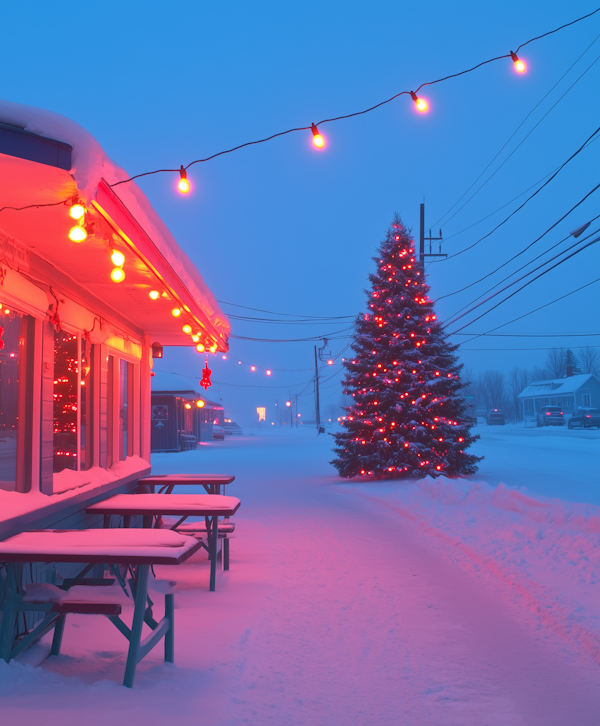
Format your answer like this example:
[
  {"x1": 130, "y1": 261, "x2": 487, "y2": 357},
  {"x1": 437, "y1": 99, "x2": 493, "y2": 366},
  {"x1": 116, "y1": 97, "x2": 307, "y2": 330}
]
[{"x1": 2, "y1": 425, "x2": 600, "y2": 725}]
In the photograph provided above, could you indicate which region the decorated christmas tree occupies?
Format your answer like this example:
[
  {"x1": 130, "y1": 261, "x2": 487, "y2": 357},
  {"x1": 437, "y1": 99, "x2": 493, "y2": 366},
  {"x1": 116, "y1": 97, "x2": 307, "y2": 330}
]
[{"x1": 331, "y1": 214, "x2": 481, "y2": 479}]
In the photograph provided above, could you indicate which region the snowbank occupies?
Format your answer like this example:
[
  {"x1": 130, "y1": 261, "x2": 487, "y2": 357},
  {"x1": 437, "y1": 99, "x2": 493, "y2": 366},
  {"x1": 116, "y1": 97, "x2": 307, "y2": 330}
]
[{"x1": 348, "y1": 475, "x2": 600, "y2": 666}]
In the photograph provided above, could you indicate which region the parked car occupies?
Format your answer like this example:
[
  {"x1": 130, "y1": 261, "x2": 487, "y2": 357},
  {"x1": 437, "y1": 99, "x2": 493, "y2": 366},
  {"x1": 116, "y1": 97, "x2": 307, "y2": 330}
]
[
  {"x1": 212, "y1": 425, "x2": 225, "y2": 440},
  {"x1": 536, "y1": 406, "x2": 564, "y2": 427},
  {"x1": 223, "y1": 421, "x2": 243, "y2": 436},
  {"x1": 568, "y1": 408, "x2": 600, "y2": 429},
  {"x1": 487, "y1": 409, "x2": 505, "y2": 425}
]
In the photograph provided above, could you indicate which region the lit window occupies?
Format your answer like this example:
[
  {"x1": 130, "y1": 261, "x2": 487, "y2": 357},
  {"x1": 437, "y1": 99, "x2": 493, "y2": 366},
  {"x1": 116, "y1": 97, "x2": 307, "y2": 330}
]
[
  {"x1": 119, "y1": 360, "x2": 133, "y2": 460},
  {"x1": 53, "y1": 332, "x2": 93, "y2": 474}
]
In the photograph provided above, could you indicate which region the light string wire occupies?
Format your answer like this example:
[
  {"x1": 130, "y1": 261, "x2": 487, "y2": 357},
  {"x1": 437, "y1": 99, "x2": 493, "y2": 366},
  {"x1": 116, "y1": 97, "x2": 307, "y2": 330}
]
[
  {"x1": 107, "y1": 9, "x2": 600, "y2": 188},
  {"x1": 431, "y1": 33, "x2": 600, "y2": 230}
]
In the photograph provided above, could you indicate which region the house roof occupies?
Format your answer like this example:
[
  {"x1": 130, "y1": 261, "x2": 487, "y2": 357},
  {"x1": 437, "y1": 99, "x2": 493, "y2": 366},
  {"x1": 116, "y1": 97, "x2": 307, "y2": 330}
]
[
  {"x1": 151, "y1": 370, "x2": 221, "y2": 407},
  {"x1": 0, "y1": 100, "x2": 230, "y2": 350},
  {"x1": 518, "y1": 373, "x2": 598, "y2": 398}
]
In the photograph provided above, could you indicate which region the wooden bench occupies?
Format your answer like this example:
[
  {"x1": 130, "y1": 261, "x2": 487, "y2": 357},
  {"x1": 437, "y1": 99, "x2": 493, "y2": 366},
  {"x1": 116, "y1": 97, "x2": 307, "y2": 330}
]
[{"x1": 160, "y1": 517, "x2": 234, "y2": 571}]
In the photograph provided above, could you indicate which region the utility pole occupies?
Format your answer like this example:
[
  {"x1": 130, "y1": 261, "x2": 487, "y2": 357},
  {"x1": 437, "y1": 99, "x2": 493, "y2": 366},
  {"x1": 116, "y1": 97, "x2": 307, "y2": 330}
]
[
  {"x1": 419, "y1": 202, "x2": 447, "y2": 270},
  {"x1": 314, "y1": 345, "x2": 321, "y2": 433}
]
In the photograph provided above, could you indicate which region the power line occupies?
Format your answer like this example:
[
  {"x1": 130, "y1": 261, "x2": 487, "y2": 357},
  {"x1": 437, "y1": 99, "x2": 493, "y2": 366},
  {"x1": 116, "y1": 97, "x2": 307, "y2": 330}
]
[
  {"x1": 454, "y1": 332, "x2": 600, "y2": 338},
  {"x1": 459, "y1": 344, "x2": 600, "y2": 351},
  {"x1": 438, "y1": 192, "x2": 600, "y2": 307},
  {"x1": 449, "y1": 234, "x2": 600, "y2": 334},
  {"x1": 107, "y1": 9, "x2": 600, "y2": 188},
  {"x1": 431, "y1": 124, "x2": 600, "y2": 265},
  {"x1": 218, "y1": 300, "x2": 353, "y2": 319},
  {"x1": 231, "y1": 325, "x2": 355, "y2": 343},
  {"x1": 432, "y1": 36, "x2": 600, "y2": 229},
  {"x1": 455, "y1": 277, "x2": 600, "y2": 346}
]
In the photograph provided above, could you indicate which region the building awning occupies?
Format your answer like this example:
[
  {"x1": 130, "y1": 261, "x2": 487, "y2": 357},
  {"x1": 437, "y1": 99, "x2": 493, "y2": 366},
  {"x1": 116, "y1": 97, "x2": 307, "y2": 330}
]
[{"x1": 0, "y1": 100, "x2": 230, "y2": 350}]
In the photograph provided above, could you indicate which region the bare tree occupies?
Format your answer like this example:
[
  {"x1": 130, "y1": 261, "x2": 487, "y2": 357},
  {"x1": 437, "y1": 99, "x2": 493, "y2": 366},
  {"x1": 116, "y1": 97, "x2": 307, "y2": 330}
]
[
  {"x1": 325, "y1": 402, "x2": 340, "y2": 422},
  {"x1": 530, "y1": 364, "x2": 549, "y2": 382},
  {"x1": 544, "y1": 348, "x2": 566, "y2": 379},
  {"x1": 577, "y1": 347, "x2": 600, "y2": 376},
  {"x1": 481, "y1": 370, "x2": 506, "y2": 409},
  {"x1": 507, "y1": 367, "x2": 530, "y2": 421}
]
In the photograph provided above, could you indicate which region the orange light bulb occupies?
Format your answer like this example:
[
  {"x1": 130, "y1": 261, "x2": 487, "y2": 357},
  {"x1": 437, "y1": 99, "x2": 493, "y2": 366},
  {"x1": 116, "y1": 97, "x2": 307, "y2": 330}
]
[
  {"x1": 510, "y1": 51, "x2": 526, "y2": 74},
  {"x1": 196, "y1": 400, "x2": 205, "y2": 408},
  {"x1": 149, "y1": 290, "x2": 160, "y2": 300},
  {"x1": 110, "y1": 267, "x2": 125, "y2": 283},
  {"x1": 171, "y1": 308, "x2": 182, "y2": 317},
  {"x1": 68, "y1": 225, "x2": 87, "y2": 243},
  {"x1": 196, "y1": 343, "x2": 205, "y2": 352},
  {"x1": 178, "y1": 165, "x2": 190, "y2": 193},
  {"x1": 191, "y1": 334, "x2": 200, "y2": 343},
  {"x1": 311, "y1": 123, "x2": 325, "y2": 149},
  {"x1": 69, "y1": 203, "x2": 85, "y2": 220},
  {"x1": 111, "y1": 250, "x2": 125, "y2": 267},
  {"x1": 182, "y1": 324, "x2": 192, "y2": 334},
  {"x1": 410, "y1": 91, "x2": 429, "y2": 113},
  {"x1": 209, "y1": 344, "x2": 217, "y2": 353}
]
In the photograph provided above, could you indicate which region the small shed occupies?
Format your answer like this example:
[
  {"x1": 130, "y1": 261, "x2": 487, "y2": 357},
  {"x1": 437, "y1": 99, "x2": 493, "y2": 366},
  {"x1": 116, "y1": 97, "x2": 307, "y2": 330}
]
[
  {"x1": 151, "y1": 371, "x2": 223, "y2": 451},
  {"x1": 517, "y1": 373, "x2": 600, "y2": 421}
]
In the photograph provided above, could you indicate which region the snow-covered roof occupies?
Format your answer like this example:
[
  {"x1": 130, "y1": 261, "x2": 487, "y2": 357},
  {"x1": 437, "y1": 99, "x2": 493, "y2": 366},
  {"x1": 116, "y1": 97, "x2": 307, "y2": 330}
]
[
  {"x1": 151, "y1": 370, "x2": 221, "y2": 407},
  {"x1": 0, "y1": 99, "x2": 230, "y2": 349},
  {"x1": 518, "y1": 373, "x2": 598, "y2": 398}
]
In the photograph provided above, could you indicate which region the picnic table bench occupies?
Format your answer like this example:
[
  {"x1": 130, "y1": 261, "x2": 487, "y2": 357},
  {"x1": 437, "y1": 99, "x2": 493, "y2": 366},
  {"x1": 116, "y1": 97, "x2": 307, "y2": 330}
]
[
  {"x1": 87, "y1": 494, "x2": 241, "y2": 591},
  {"x1": 0, "y1": 528, "x2": 202, "y2": 687},
  {"x1": 138, "y1": 473, "x2": 235, "y2": 495}
]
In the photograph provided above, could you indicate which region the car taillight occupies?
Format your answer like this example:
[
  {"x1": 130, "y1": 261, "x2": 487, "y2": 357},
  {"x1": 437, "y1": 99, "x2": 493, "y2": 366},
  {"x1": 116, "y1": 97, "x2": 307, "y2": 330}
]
[
  {"x1": 546, "y1": 412, "x2": 551, "y2": 415},
  {"x1": 560, "y1": 412, "x2": 563, "y2": 415},
  {"x1": 586, "y1": 414, "x2": 591, "y2": 418}
]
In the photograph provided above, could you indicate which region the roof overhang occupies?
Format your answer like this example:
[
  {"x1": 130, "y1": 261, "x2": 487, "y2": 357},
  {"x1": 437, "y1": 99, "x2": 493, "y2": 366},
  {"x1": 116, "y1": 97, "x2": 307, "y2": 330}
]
[{"x1": 0, "y1": 149, "x2": 228, "y2": 350}]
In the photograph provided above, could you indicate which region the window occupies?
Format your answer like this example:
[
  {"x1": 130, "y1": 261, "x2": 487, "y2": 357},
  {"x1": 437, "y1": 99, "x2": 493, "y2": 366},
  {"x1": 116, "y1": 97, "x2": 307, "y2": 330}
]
[
  {"x1": 524, "y1": 400, "x2": 533, "y2": 415},
  {"x1": 53, "y1": 331, "x2": 93, "y2": 474},
  {"x1": 0, "y1": 308, "x2": 33, "y2": 492},
  {"x1": 582, "y1": 393, "x2": 592, "y2": 407},
  {"x1": 119, "y1": 359, "x2": 133, "y2": 460}
]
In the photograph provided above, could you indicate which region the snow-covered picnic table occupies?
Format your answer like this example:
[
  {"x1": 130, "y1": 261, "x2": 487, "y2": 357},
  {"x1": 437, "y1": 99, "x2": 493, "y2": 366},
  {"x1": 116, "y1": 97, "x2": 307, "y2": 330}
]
[
  {"x1": 87, "y1": 494, "x2": 241, "y2": 591},
  {"x1": 0, "y1": 528, "x2": 202, "y2": 687},
  {"x1": 138, "y1": 473, "x2": 235, "y2": 495}
]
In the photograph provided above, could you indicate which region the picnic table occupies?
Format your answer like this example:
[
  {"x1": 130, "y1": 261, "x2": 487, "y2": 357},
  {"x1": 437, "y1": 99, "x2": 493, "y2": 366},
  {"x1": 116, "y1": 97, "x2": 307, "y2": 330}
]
[
  {"x1": 0, "y1": 528, "x2": 202, "y2": 687},
  {"x1": 87, "y1": 494, "x2": 241, "y2": 592},
  {"x1": 138, "y1": 474, "x2": 235, "y2": 495}
]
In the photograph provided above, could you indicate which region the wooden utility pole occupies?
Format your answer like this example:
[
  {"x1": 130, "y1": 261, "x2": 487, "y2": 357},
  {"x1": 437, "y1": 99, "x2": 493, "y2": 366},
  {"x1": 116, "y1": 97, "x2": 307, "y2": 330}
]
[
  {"x1": 419, "y1": 203, "x2": 447, "y2": 269},
  {"x1": 314, "y1": 345, "x2": 321, "y2": 432}
]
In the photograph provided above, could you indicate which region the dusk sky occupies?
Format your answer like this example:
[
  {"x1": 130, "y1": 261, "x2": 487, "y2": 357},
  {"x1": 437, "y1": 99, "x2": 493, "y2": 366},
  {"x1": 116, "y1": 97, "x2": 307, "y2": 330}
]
[{"x1": 2, "y1": 1, "x2": 598, "y2": 426}]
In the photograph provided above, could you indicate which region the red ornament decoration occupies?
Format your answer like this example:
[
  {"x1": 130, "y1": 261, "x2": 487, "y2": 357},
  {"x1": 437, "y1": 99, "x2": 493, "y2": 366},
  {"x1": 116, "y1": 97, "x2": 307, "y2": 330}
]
[{"x1": 200, "y1": 359, "x2": 212, "y2": 390}]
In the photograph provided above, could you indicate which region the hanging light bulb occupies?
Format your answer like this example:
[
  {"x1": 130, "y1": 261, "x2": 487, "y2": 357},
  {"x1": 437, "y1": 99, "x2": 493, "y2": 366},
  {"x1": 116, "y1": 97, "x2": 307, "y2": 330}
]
[
  {"x1": 184, "y1": 402, "x2": 192, "y2": 409},
  {"x1": 191, "y1": 334, "x2": 200, "y2": 343},
  {"x1": 266, "y1": 370, "x2": 272, "y2": 376},
  {"x1": 149, "y1": 290, "x2": 160, "y2": 300},
  {"x1": 410, "y1": 92, "x2": 429, "y2": 113},
  {"x1": 510, "y1": 51, "x2": 527, "y2": 73},
  {"x1": 209, "y1": 344, "x2": 217, "y2": 353},
  {"x1": 178, "y1": 165, "x2": 190, "y2": 194},
  {"x1": 250, "y1": 366, "x2": 256, "y2": 371},
  {"x1": 171, "y1": 308, "x2": 182, "y2": 317},
  {"x1": 111, "y1": 267, "x2": 125, "y2": 283},
  {"x1": 69, "y1": 201, "x2": 85, "y2": 220},
  {"x1": 111, "y1": 250, "x2": 125, "y2": 267},
  {"x1": 196, "y1": 343, "x2": 205, "y2": 352},
  {"x1": 311, "y1": 123, "x2": 325, "y2": 149},
  {"x1": 68, "y1": 225, "x2": 87, "y2": 243},
  {"x1": 196, "y1": 399, "x2": 205, "y2": 408},
  {"x1": 182, "y1": 324, "x2": 193, "y2": 334}
]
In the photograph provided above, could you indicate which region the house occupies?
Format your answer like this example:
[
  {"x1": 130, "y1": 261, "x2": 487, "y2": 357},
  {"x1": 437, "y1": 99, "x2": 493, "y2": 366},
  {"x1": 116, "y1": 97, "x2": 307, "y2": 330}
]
[
  {"x1": 0, "y1": 99, "x2": 229, "y2": 542},
  {"x1": 151, "y1": 370, "x2": 224, "y2": 451},
  {"x1": 517, "y1": 373, "x2": 600, "y2": 421}
]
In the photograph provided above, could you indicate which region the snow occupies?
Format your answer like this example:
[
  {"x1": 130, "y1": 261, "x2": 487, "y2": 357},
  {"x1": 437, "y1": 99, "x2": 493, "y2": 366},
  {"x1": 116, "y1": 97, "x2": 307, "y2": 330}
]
[
  {"x1": 0, "y1": 528, "x2": 197, "y2": 556},
  {"x1": 0, "y1": 99, "x2": 230, "y2": 344},
  {"x1": 518, "y1": 373, "x2": 598, "y2": 397},
  {"x1": 3, "y1": 425, "x2": 600, "y2": 724},
  {"x1": 87, "y1": 493, "x2": 241, "y2": 513}
]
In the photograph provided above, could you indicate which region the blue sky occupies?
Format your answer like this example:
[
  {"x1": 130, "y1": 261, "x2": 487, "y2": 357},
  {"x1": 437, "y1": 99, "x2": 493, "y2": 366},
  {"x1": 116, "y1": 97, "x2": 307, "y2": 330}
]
[{"x1": 2, "y1": 1, "x2": 599, "y2": 425}]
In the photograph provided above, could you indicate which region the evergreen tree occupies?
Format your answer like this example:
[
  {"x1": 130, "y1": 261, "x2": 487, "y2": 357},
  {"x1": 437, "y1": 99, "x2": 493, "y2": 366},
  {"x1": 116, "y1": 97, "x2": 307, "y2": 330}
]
[{"x1": 331, "y1": 214, "x2": 481, "y2": 479}]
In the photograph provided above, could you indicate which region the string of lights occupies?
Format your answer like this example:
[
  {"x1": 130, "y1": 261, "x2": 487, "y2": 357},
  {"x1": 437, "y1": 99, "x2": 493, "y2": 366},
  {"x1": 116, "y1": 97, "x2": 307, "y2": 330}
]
[
  {"x1": 106, "y1": 9, "x2": 600, "y2": 190},
  {"x1": 454, "y1": 332, "x2": 600, "y2": 338},
  {"x1": 231, "y1": 326, "x2": 355, "y2": 343},
  {"x1": 431, "y1": 37, "x2": 600, "y2": 230},
  {"x1": 218, "y1": 300, "x2": 353, "y2": 319},
  {"x1": 448, "y1": 233, "x2": 600, "y2": 335},
  {"x1": 454, "y1": 277, "x2": 600, "y2": 347},
  {"x1": 459, "y1": 344, "x2": 600, "y2": 351}
]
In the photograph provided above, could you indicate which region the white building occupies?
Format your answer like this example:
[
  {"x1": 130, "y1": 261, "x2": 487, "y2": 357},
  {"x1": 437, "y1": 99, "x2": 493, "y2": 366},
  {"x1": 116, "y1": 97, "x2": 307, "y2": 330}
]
[{"x1": 517, "y1": 373, "x2": 600, "y2": 421}]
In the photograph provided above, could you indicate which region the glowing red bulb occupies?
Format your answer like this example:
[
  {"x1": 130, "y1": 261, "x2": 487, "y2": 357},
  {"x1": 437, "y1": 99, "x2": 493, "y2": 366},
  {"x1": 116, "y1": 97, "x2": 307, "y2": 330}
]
[
  {"x1": 410, "y1": 91, "x2": 429, "y2": 113},
  {"x1": 510, "y1": 51, "x2": 527, "y2": 74},
  {"x1": 311, "y1": 123, "x2": 325, "y2": 149}
]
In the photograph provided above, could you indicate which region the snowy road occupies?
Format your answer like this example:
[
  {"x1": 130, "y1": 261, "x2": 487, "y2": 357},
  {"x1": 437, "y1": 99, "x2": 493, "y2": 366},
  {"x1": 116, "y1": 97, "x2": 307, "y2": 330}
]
[{"x1": 2, "y1": 427, "x2": 600, "y2": 725}]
